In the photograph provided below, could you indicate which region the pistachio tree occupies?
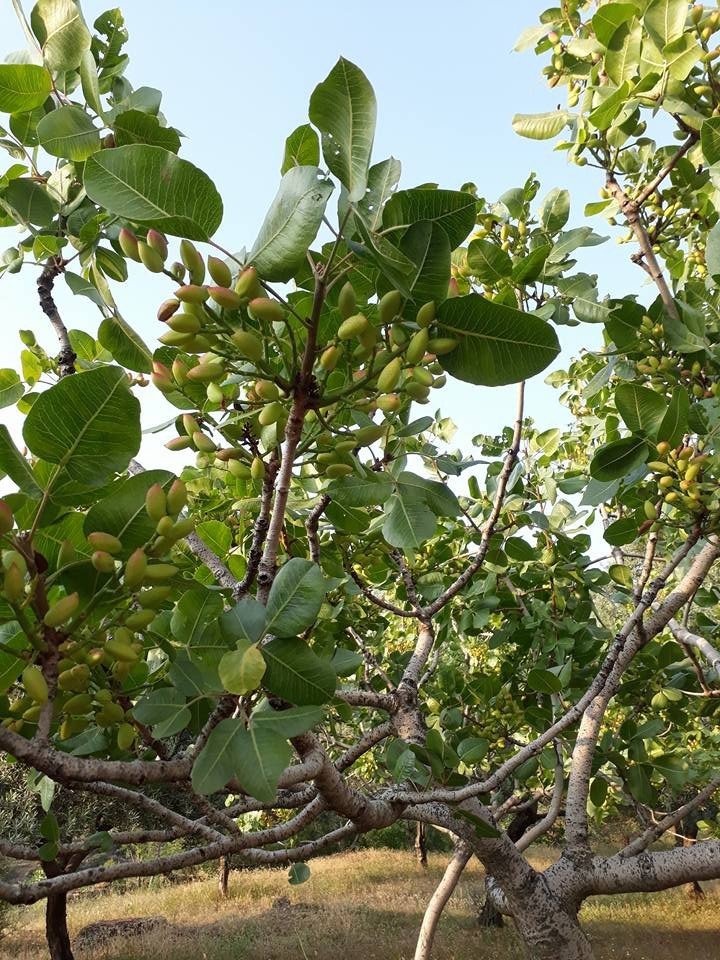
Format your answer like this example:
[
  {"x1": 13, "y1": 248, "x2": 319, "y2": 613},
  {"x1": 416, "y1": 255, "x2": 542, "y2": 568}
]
[{"x1": 2, "y1": 3, "x2": 720, "y2": 960}]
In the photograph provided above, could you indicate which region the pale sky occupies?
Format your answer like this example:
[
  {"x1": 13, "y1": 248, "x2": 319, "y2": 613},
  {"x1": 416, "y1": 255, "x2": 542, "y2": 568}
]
[{"x1": 0, "y1": 1, "x2": 647, "y2": 472}]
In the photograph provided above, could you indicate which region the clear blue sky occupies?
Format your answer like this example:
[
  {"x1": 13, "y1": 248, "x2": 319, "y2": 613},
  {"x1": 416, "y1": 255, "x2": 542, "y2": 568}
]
[{"x1": 0, "y1": 0, "x2": 648, "y2": 467}]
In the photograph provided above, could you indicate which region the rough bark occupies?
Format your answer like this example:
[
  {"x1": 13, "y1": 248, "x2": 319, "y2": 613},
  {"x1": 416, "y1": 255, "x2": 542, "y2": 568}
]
[
  {"x1": 45, "y1": 891, "x2": 73, "y2": 960},
  {"x1": 415, "y1": 822, "x2": 428, "y2": 868},
  {"x1": 218, "y1": 856, "x2": 230, "y2": 898}
]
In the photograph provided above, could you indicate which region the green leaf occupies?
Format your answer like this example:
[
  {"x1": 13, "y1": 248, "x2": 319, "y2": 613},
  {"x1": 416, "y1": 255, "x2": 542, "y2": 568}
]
[
  {"x1": 701, "y1": 117, "x2": 720, "y2": 165},
  {"x1": 436, "y1": 294, "x2": 561, "y2": 386},
  {"x1": 627, "y1": 764, "x2": 655, "y2": 805},
  {"x1": 0, "y1": 623, "x2": 28, "y2": 694},
  {"x1": 37, "y1": 105, "x2": 99, "y2": 161},
  {"x1": 309, "y1": 57, "x2": 376, "y2": 202},
  {"x1": 355, "y1": 157, "x2": 401, "y2": 231},
  {"x1": 663, "y1": 34, "x2": 701, "y2": 81},
  {"x1": 288, "y1": 863, "x2": 311, "y2": 885},
  {"x1": 588, "y1": 82, "x2": 632, "y2": 131},
  {"x1": 604, "y1": 20, "x2": 641, "y2": 85},
  {"x1": 133, "y1": 687, "x2": 190, "y2": 738},
  {"x1": 593, "y1": 3, "x2": 637, "y2": 45},
  {"x1": 79, "y1": 48, "x2": 102, "y2": 116},
  {"x1": 454, "y1": 809, "x2": 501, "y2": 839},
  {"x1": 83, "y1": 470, "x2": 174, "y2": 554},
  {"x1": 191, "y1": 717, "x2": 241, "y2": 795},
  {"x1": 31, "y1": 0, "x2": 91, "y2": 72},
  {"x1": 250, "y1": 703, "x2": 323, "y2": 738},
  {"x1": 527, "y1": 667, "x2": 563, "y2": 694},
  {"x1": 467, "y1": 239, "x2": 512, "y2": 284},
  {"x1": 113, "y1": 110, "x2": 181, "y2": 152},
  {"x1": 399, "y1": 220, "x2": 451, "y2": 305},
  {"x1": 0, "y1": 64, "x2": 52, "y2": 113},
  {"x1": 327, "y1": 474, "x2": 393, "y2": 507},
  {"x1": 234, "y1": 724, "x2": 292, "y2": 802},
  {"x1": 265, "y1": 559, "x2": 326, "y2": 637},
  {"x1": 218, "y1": 641, "x2": 266, "y2": 695},
  {"x1": 83, "y1": 144, "x2": 223, "y2": 240},
  {"x1": 196, "y1": 520, "x2": 231, "y2": 558},
  {"x1": 589, "y1": 436, "x2": 648, "y2": 481},
  {"x1": 23, "y1": 366, "x2": 140, "y2": 487},
  {"x1": 511, "y1": 111, "x2": 569, "y2": 140},
  {"x1": 172, "y1": 588, "x2": 224, "y2": 649},
  {"x1": 2, "y1": 179, "x2": 56, "y2": 227},
  {"x1": 644, "y1": 0, "x2": 688, "y2": 47},
  {"x1": 281, "y1": 123, "x2": 320, "y2": 174},
  {"x1": 511, "y1": 243, "x2": 551, "y2": 284},
  {"x1": 98, "y1": 314, "x2": 152, "y2": 373},
  {"x1": 263, "y1": 636, "x2": 336, "y2": 705},
  {"x1": 0, "y1": 425, "x2": 42, "y2": 497},
  {"x1": 249, "y1": 166, "x2": 333, "y2": 282},
  {"x1": 0, "y1": 369, "x2": 24, "y2": 408},
  {"x1": 382, "y1": 489, "x2": 437, "y2": 549},
  {"x1": 657, "y1": 387, "x2": 689, "y2": 446},
  {"x1": 383, "y1": 189, "x2": 477, "y2": 250},
  {"x1": 539, "y1": 188, "x2": 570, "y2": 234},
  {"x1": 221, "y1": 596, "x2": 268, "y2": 645},
  {"x1": 604, "y1": 516, "x2": 640, "y2": 546},
  {"x1": 396, "y1": 471, "x2": 460, "y2": 518},
  {"x1": 609, "y1": 563, "x2": 634, "y2": 588},
  {"x1": 614, "y1": 383, "x2": 668, "y2": 438}
]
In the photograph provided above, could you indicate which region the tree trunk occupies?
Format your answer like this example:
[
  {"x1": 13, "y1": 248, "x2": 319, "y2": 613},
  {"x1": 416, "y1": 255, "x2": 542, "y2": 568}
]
[
  {"x1": 218, "y1": 856, "x2": 230, "y2": 898},
  {"x1": 513, "y1": 903, "x2": 594, "y2": 960},
  {"x1": 45, "y1": 892, "x2": 74, "y2": 960},
  {"x1": 478, "y1": 878, "x2": 504, "y2": 928},
  {"x1": 415, "y1": 821, "x2": 428, "y2": 868}
]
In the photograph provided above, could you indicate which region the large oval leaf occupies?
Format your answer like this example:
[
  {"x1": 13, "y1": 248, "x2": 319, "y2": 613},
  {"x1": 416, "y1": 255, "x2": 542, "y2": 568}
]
[
  {"x1": 37, "y1": 105, "x2": 99, "y2": 161},
  {"x1": 383, "y1": 189, "x2": 477, "y2": 250},
  {"x1": 512, "y1": 111, "x2": 569, "y2": 140},
  {"x1": 263, "y1": 636, "x2": 336, "y2": 705},
  {"x1": 589, "y1": 435, "x2": 649, "y2": 481},
  {"x1": 265, "y1": 558, "x2": 326, "y2": 637},
  {"x1": 83, "y1": 145, "x2": 223, "y2": 240},
  {"x1": 436, "y1": 294, "x2": 561, "y2": 386},
  {"x1": 249, "y1": 166, "x2": 333, "y2": 281},
  {"x1": 614, "y1": 383, "x2": 667, "y2": 438},
  {"x1": 23, "y1": 366, "x2": 141, "y2": 486},
  {"x1": 309, "y1": 57, "x2": 376, "y2": 202},
  {"x1": 0, "y1": 64, "x2": 52, "y2": 113},
  {"x1": 31, "y1": 0, "x2": 91, "y2": 72}
]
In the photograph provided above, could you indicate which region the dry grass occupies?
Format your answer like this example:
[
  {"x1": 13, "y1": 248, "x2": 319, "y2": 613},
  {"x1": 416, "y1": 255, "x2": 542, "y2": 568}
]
[{"x1": 2, "y1": 848, "x2": 720, "y2": 959}]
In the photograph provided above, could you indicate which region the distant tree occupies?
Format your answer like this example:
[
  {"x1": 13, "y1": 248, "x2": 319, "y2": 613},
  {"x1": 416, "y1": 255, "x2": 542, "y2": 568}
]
[{"x1": 2, "y1": 3, "x2": 720, "y2": 959}]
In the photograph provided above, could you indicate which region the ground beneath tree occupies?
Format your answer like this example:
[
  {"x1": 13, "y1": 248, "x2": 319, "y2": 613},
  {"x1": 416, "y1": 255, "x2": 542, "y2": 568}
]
[{"x1": 2, "y1": 849, "x2": 719, "y2": 960}]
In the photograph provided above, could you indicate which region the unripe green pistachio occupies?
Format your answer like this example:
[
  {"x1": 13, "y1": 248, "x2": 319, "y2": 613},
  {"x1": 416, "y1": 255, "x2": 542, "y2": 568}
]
[
  {"x1": 19, "y1": 329, "x2": 35, "y2": 347},
  {"x1": 377, "y1": 357, "x2": 403, "y2": 393},
  {"x1": 138, "y1": 241, "x2": 165, "y2": 273},
  {"x1": 234, "y1": 266, "x2": 262, "y2": 299},
  {"x1": 22, "y1": 665, "x2": 48, "y2": 704},
  {"x1": 166, "y1": 436, "x2": 192, "y2": 451},
  {"x1": 231, "y1": 329, "x2": 263, "y2": 362},
  {"x1": 182, "y1": 414, "x2": 201, "y2": 436},
  {"x1": 404, "y1": 380, "x2": 430, "y2": 402},
  {"x1": 64, "y1": 693, "x2": 93, "y2": 715},
  {"x1": 91, "y1": 550, "x2": 116, "y2": 574},
  {"x1": 118, "y1": 228, "x2": 141, "y2": 262},
  {"x1": 325, "y1": 463, "x2": 354, "y2": 478},
  {"x1": 144, "y1": 563, "x2": 179, "y2": 582},
  {"x1": 117, "y1": 722, "x2": 136, "y2": 750},
  {"x1": 145, "y1": 484, "x2": 167, "y2": 522},
  {"x1": 193, "y1": 431, "x2": 217, "y2": 453},
  {"x1": 228, "y1": 459, "x2": 252, "y2": 479},
  {"x1": 175, "y1": 284, "x2": 209, "y2": 304},
  {"x1": 251, "y1": 457, "x2": 265, "y2": 480},
  {"x1": 158, "y1": 329, "x2": 194, "y2": 347},
  {"x1": 255, "y1": 379, "x2": 280, "y2": 401},
  {"x1": 352, "y1": 424, "x2": 385, "y2": 445},
  {"x1": 125, "y1": 609, "x2": 156, "y2": 629},
  {"x1": 105, "y1": 637, "x2": 138, "y2": 663},
  {"x1": 376, "y1": 393, "x2": 401, "y2": 413},
  {"x1": 137, "y1": 585, "x2": 172, "y2": 609},
  {"x1": 338, "y1": 314, "x2": 369, "y2": 340},
  {"x1": 208, "y1": 286, "x2": 242, "y2": 310},
  {"x1": 426, "y1": 337, "x2": 458, "y2": 355},
  {"x1": 338, "y1": 281, "x2": 357, "y2": 320},
  {"x1": 320, "y1": 345, "x2": 342, "y2": 371},
  {"x1": 168, "y1": 517, "x2": 195, "y2": 540},
  {"x1": 405, "y1": 329, "x2": 429, "y2": 365},
  {"x1": 87, "y1": 532, "x2": 122, "y2": 555},
  {"x1": 207, "y1": 255, "x2": 232, "y2": 287},
  {"x1": 146, "y1": 229, "x2": 168, "y2": 261},
  {"x1": 258, "y1": 401, "x2": 284, "y2": 426},
  {"x1": 180, "y1": 240, "x2": 205, "y2": 284},
  {"x1": 248, "y1": 297, "x2": 286, "y2": 323},
  {"x1": 416, "y1": 301, "x2": 436, "y2": 328},
  {"x1": 206, "y1": 381, "x2": 225, "y2": 404},
  {"x1": 43, "y1": 592, "x2": 79, "y2": 628},
  {"x1": 186, "y1": 362, "x2": 224, "y2": 383},
  {"x1": 378, "y1": 290, "x2": 403, "y2": 326},
  {"x1": 412, "y1": 367, "x2": 434, "y2": 387}
]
